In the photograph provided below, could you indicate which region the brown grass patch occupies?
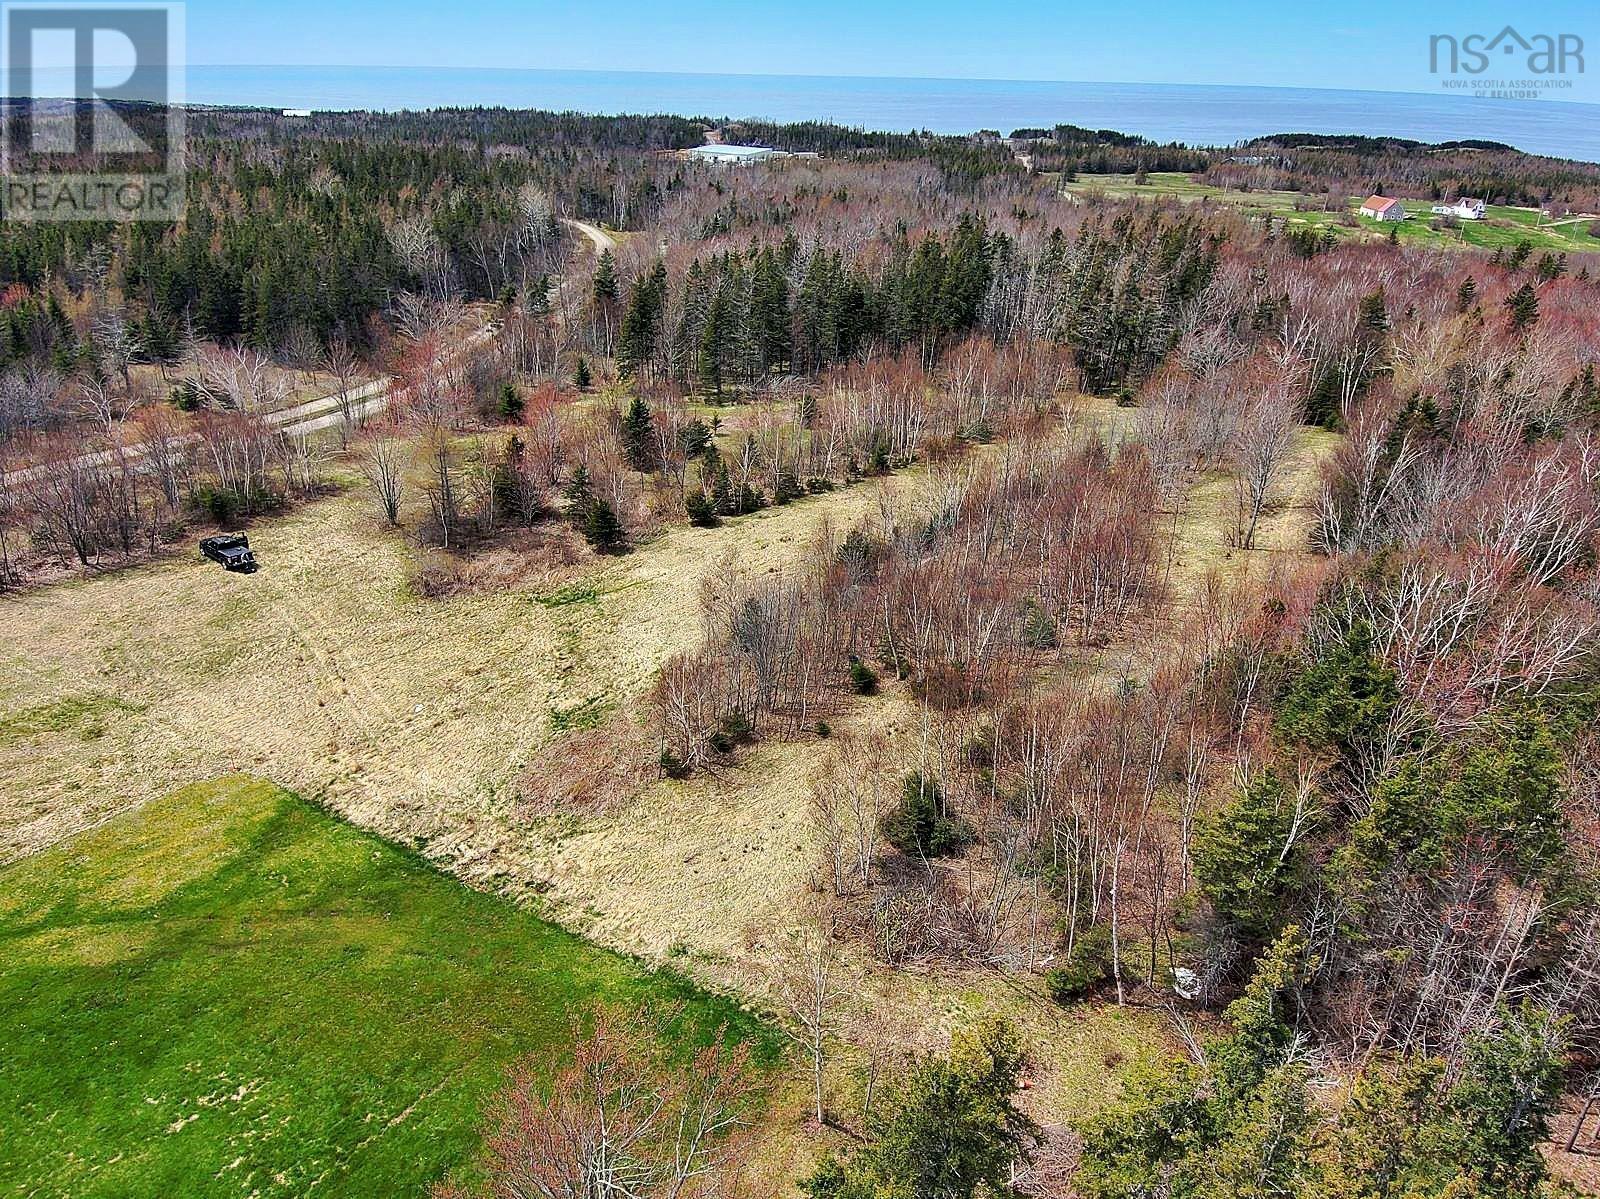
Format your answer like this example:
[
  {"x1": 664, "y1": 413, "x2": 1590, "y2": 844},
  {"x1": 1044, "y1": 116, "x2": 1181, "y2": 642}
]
[
  {"x1": 410, "y1": 524, "x2": 587, "y2": 600},
  {"x1": 516, "y1": 714, "x2": 655, "y2": 820}
]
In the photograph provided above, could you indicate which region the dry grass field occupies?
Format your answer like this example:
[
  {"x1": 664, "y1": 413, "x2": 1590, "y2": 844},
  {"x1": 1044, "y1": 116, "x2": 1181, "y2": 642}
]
[
  {"x1": 0, "y1": 458, "x2": 900, "y2": 959},
  {"x1": 0, "y1": 398, "x2": 1338, "y2": 1128}
]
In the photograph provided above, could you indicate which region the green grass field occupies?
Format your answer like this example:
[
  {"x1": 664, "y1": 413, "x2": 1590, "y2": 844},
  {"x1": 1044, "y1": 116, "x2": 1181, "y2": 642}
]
[
  {"x1": 1066, "y1": 171, "x2": 1600, "y2": 254},
  {"x1": 0, "y1": 777, "x2": 774, "y2": 1199}
]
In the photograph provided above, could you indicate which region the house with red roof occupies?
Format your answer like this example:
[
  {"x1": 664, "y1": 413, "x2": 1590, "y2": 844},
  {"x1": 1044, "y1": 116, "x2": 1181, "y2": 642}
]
[{"x1": 1360, "y1": 195, "x2": 1407, "y2": 222}]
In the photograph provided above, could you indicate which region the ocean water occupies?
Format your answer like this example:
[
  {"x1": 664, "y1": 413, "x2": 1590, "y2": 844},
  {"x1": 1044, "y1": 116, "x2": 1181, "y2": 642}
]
[{"x1": 27, "y1": 65, "x2": 1600, "y2": 162}]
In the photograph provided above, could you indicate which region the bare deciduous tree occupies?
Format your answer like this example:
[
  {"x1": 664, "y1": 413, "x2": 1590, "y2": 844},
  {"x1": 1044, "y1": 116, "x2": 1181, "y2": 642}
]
[
  {"x1": 769, "y1": 899, "x2": 849, "y2": 1126},
  {"x1": 432, "y1": 1009, "x2": 761, "y2": 1199},
  {"x1": 362, "y1": 437, "x2": 407, "y2": 527},
  {"x1": 1230, "y1": 375, "x2": 1298, "y2": 550}
]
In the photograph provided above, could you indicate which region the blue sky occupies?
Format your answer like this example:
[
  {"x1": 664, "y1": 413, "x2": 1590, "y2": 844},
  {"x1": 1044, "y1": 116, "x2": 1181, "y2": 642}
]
[{"x1": 174, "y1": 0, "x2": 1595, "y2": 101}]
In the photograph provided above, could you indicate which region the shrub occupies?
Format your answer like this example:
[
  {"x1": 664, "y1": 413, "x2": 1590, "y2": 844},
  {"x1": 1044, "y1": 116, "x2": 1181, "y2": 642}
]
[
  {"x1": 581, "y1": 499, "x2": 625, "y2": 552},
  {"x1": 198, "y1": 486, "x2": 241, "y2": 528},
  {"x1": 719, "y1": 711, "x2": 755, "y2": 746},
  {"x1": 1020, "y1": 598, "x2": 1058, "y2": 650},
  {"x1": 169, "y1": 379, "x2": 202, "y2": 411},
  {"x1": 848, "y1": 655, "x2": 880, "y2": 696},
  {"x1": 1274, "y1": 619, "x2": 1397, "y2": 756},
  {"x1": 707, "y1": 712, "x2": 754, "y2": 756},
  {"x1": 772, "y1": 471, "x2": 804, "y2": 504},
  {"x1": 1045, "y1": 925, "x2": 1114, "y2": 1004},
  {"x1": 192, "y1": 485, "x2": 278, "y2": 527},
  {"x1": 497, "y1": 381, "x2": 523, "y2": 421},
  {"x1": 1193, "y1": 770, "x2": 1311, "y2": 937},
  {"x1": 685, "y1": 490, "x2": 720, "y2": 527},
  {"x1": 880, "y1": 772, "x2": 971, "y2": 859}
]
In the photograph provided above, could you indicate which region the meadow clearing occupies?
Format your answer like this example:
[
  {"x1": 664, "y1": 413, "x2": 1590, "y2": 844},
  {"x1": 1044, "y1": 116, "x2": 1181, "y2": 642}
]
[
  {"x1": 1064, "y1": 170, "x2": 1600, "y2": 254},
  {"x1": 0, "y1": 393, "x2": 1338, "y2": 1189}
]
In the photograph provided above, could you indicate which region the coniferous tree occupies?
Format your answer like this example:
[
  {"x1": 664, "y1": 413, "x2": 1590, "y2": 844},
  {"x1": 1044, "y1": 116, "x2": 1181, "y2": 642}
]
[
  {"x1": 1357, "y1": 287, "x2": 1389, "y2": 335},
  {"x1": 591, "y1": 249, "x2": 619, "y2": 307},
  {"x1": 1505, "y1": 282, "x2": 1540, "y2": 332},
  {"x1": 616, "y1": 260, "x2": 667, "y2": 380},
  {"x1": 802, "y1": 1019, "x2": 1039, "y2": 1199},
  {"x1": 620, "y1": 394, "x2": 655, "y2": 471},
  {"x1": 581, "y1": 498, "x2": 624, "y2": 552}
]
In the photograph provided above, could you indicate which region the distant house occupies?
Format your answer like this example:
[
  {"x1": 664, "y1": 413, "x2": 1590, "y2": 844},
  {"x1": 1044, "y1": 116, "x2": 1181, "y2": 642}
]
[
  {"x1": 687, "y1": 144, "x2": 784, "y2": 166},
  {"x1": 282, "y1": 109, "x2": 312, "y2": 119},
  {"x1": 1360, "y1": 195, "x2": 1407, "y2": 222},
  {"x1": 1430, "y1": 197, "x2": 1487, "y2": 220}
]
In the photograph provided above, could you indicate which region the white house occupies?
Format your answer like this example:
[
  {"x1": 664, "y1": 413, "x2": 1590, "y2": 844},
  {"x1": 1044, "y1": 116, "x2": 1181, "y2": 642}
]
[
  {"x1": 1360, "y1": 195, "x2": 1407, "y2": 222},
  {"x1": 687, "y1": 144, "x2": 784, "y2": 166},
  {"x1": 1430, "y1": 197, "x2": 1487, "y2": 220},
  {"x1": 282, "y1": 109, "x2": 313, "y2": 119}
]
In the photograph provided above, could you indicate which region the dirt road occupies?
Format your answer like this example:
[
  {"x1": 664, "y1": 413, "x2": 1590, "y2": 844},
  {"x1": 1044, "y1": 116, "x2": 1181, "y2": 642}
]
[
  {"x1": 564, "y1": 218, "x2": 618, "y2": 254},
  {"x1": 4, "y1": 221, "x2": 609, "y2": 485}
]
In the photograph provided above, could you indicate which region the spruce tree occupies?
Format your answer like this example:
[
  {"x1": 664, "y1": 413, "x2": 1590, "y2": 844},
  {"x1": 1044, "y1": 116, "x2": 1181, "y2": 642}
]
[
  {"x1": 620, "y1": 395, "x2": 655, "y2": 471},
  {"x1": 698, "y1": 289, "x2": 727, "y2": 396},
  {"x1": 1505, "y1": 282, "x2": 1540, "y2": 332},
  {"x1": 581, "y1": 499, "x2": 624, "y2": 552},
  {"x1": 616, "y1": 260, "x2": 666, "y2": 379},
  {"x1": 1357, "y1": 287, "x2": 1389, "y2": 335},
  {"x1": 592, "y1": 250, "x2": 618, "y2": 306}
]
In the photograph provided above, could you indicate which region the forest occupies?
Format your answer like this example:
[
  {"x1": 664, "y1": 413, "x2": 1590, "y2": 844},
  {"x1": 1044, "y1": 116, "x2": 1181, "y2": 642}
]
[{"x1": 3, "y1": 100, "x2": 1600, "y2": 1198}]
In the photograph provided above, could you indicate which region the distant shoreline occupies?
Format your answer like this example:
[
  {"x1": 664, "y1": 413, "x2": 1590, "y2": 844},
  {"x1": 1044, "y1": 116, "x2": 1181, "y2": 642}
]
[{"x1": 15, "y1": 65, "x2": 1599, "y2": 161}]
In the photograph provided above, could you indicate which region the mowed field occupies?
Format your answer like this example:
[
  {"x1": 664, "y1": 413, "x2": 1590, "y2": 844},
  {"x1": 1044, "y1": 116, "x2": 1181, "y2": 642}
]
[
  {"x1": 0, "y1": 775, "x2": 772, "y2": 1199},
  {"x1": 1065, "y1": 171, "x2": 1600, "y2": 254}
]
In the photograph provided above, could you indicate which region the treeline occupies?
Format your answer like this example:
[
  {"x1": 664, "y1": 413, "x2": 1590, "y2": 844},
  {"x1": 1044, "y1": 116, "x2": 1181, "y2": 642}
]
[
  {"x1": 189, "y1": 105, "x2": 711, "y2": 152},
  {"x1": 605, "y1": 206, "x2": 1219, "y2": 400},
  {"x1": 1024, "y1": 123, "x2": 1214, "y2": 176},
  {"x1": 614, "y1": 214, "x2": 996, "y2": 387}
]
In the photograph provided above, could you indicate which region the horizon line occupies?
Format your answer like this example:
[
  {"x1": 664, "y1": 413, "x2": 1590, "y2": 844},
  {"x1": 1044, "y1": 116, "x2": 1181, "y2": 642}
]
[{"x1": 173, "y1": 62, "x2": 1600, "y2": 111}]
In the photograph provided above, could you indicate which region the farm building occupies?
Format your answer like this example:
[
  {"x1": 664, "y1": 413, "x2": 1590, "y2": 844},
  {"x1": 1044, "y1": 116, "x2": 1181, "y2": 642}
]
[
  {"x1": 687, "y1": 143, "x2": 784, "y2": 166},
  {"x1": 1360, "y1": 195, "x2": 1407, "y2": 222},
  {"x1": 1430, "y1": 197, "x2": 1487, "y2": 220}
]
